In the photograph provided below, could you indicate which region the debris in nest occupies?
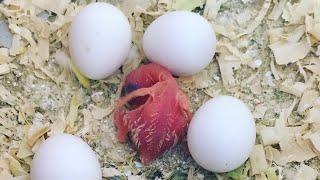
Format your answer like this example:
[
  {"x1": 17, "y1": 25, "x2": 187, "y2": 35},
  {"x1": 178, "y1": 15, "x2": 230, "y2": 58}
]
[
  {"x1": 304, "y1": 132, "x2": 320, "y2": 154},
  {"x1": 216, "y1": 42, "x2": 250, "y2": 89},
  {"x1": 253, "y1": 104, "x2": 268, "y2": 119},
  {"x1": 88, "y1": 104, "x2": 113, "y2": 120},
  {"x1": 71, "y1": 63, "x2": 90, "y2": 88},
  {"x1": 256, "y1": 167, "x2": 278, "y2": 180},
  {"x1": 27, "y1": 124, "x2": 50, "y2": 147},
  {"x1": 217, "y1": 42, "x2": 252, "y2": 63},
  {"x1": 102, "y1": 167, "x2": 122, "y2": 178},
  {"x1": 250, "y1": 144, "x2": 268, "y2": 175},
  {"x1": 279, "y1": 80, "x2": 306, "y2": 97},
  {"x1": 269, "y1": 39, "x2": 311, "y2": 65},
  {"x1": 9, "y1": 24, "x2": 36, "y2": 47},
  {"x1": 276, "y1": 127, "x2": 318, "y2": 165},
  {"x1": 304, "y1": 106, "x2": 320, "y2": 123},
  {"x1": 4, "y1": 153, "x2": 28, "y2": 176},
  {"x1": 0, "y1": 19, "x2": 12, "y2": 48},
  {"x1": 297, "y1": 90, "x2": 319, "y2": 115},
  {"x1": 9, "y1": 35, "x2": 25, "y2": 56},
  {"x1": 37, "y1": 38, "x2": 49, "y2": 62},
  {"x1": 0, "y1": 84, "x2": 19, "y2": 105},
  {"x1": 276, "y1": 98, "x2": 298, "y2": 127},
  {"x1": 49, "y1": 111, "x2": 67, "y2": 136},
  {"x1": 203, "y1": 0, "x2": 225, "y2": 20},
  {"x1": 172, "y1": 0, "x2": 205, "y2": 11},
  {"x1": 0, "y1": 63, "x2": 10, "y2": 75},
  {"x1": 260, "y1": 127, "x2": 281, "y2": 146},
  {"x1": 293, "y1": 164, "x2": 318, "y2": 180},
  {"x1": 122, "y1": 45, "x2": 143, "y2": 76},
  {"x1": 282, "y1": 0, "x2": 318, "y2": 25},
  {"x1": 268, "y1": 0, "x2": 287, "y2": 20},
  {"x1": 179, "y1": 69, "x2": 212, "y2": 89},
  {"x1": 226, "y1": 161, "x2": 250, "y2": 180},
  {"x1": 32, "y1": 0, "x2": 71, "y2": 15},
  {"x1": 303, "y1": 58, "x2": 320, "y2": 75},
  {"x1": 65, "y1": 91, "x2": 83, "y2": 133},
  {"x1": 0, "y1": 48, "x2": 13, "y2": 64},
  {"x1": 52, "y1": 49, "x2": 71, "y2": 69},
  {"x1": 0, "y1": 0, "x2": 319, "y2": 179},
  {"x1": 16, "y1": 139, "x2": 33, "y2": 159},
  {"x1": 217, "y1": 54, "x2": 241, "y2": 89},
  {"x1": 236, "y1": 0, "x2": 271, "y2": 38}
]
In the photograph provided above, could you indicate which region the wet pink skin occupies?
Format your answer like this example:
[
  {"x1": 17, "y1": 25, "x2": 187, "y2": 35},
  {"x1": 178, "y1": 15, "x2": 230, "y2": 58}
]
[{"x1": 114, "y1": 63, "x2": 192, "y2": 164}]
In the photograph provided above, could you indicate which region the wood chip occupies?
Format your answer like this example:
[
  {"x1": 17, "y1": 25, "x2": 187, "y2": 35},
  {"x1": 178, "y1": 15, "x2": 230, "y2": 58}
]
[
  {"x1": 304, "y1": 132, "x2": 320, "y2": 154},
  {"x1": 293, "y1": 164, "x2": 318, "y2": 180},
  {"x1": 297, "y1": 90, "x2": 319, "y2": 115},
  {"x1": 27, "y1": 125, "x2": 50, "y2": 147},
  {"x1": 237, "y1": 0, "x2": 271, "y2": 38},
  {"x1": 102, "y1": 167, "x2": 122, "y2": 178},
  {"x1": 0, "y1": 63, "x2": 10, "y2": 75},
  {"x1": 32, "y1": 0, "x2": 71, "y2": 14},
  {"x1": 260, "y1": 127, "x2": 281, "y2": 145},
  {"x1": 249, "y1": 144, "x2": 268, "y2": 175},
  {"x1": 268, "y1": 0, "x2": 287, "y2": 20},
  {"x1": 279, "y1": 80, "x2": 306, "y2": 97},
  {"x1": 270, "y1": 39, "x2": 311, "y2": 65}
]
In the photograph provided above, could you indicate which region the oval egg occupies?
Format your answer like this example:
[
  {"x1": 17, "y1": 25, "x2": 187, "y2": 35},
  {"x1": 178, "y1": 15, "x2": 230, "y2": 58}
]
[
  {"x1": 187, "y1": 96, "x2": 256, "y2": 173},
  {"x1": 143, "y1": 11, "x2": 216, "y2": 76},
  {"x1": 31, "y1": 134, "x2": 101, "y2": 180},
  {"x1": 69, "y1": 2, "x2": 132, "y2": 80}
]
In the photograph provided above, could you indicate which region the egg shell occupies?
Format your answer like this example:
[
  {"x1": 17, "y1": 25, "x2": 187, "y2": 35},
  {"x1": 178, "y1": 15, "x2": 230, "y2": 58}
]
[
  {"x1": 69, "y1": 3, "x2": 132, "y2": 80},
  {"x1": 143, "y1": 11, "x2": 216, "y2": 76},
  {"x1": 187, "y1": 96, "x2": 256, "y2": 173},
  {"x1": 31, "y1": 134, "x2": 101, "y2": 180}
]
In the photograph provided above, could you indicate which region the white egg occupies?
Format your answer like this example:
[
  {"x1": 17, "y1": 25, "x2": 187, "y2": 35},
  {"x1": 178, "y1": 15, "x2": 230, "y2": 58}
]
[
  {"x1": 143, "y1": 11, "x2": 216, "y2": 76},
  {"x1": 31, "y1": 134, "x2": 101, "y2": 180},
  {"x1": 69, "y1": 3, "x2": 132, "y2": 80},
  {"x1": 187, "y1": 96, "x2": 256, "y2": 173}
]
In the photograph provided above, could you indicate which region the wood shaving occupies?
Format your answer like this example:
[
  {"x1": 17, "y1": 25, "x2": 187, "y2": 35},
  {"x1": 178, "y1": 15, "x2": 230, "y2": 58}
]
[
  {"x1": 253, "y1": 104, "x2": 268, "y2": 119},
  {"x1": 0, "y1": 84, "x2": 18, "y2": 105},
  {"x1": 236, "y1": 0, "x2": 271, "y2": 38},
  {"x1": 268, "y1": 0, "x2": 287, "y2": 20},
  {"x1": 203, "y1": 0, "x2": 224, "y2": 20},
  {"x1": 260, "y1": 127, "x2": 281, "y2": 146},
  {"x1": 0, "y1": 0, "x2": 319, "y2": 179},
  {"x1": 32, "y1": 0, "x2": 71, "y2": 15},
  {"x1": 172, "y1": 0, "x2": 205, "y2": 11},
  {"x1": 249, "y1": 144, "x2": 268, "y2": 175},
  {"x1": 65, "y1": 92, "x2": 83, "y2": 133},
  {"x1": 217, "y1": 54, "x2": 241, "y2": 89},
  {"x1": 304, "y1": 132, "x2": 320, "y2": 154},
  {"x1": 102, "y1": 167, "x2": 122, "y2": 178},
  {"x1": 304, "y1": 106, "x2": 320, "y2": 123},
  {"x1": 27, "y1": 125, "x2": 50, "y2": 147},
  {"x1": 293, "y1": 164, "x2": 318, "y2": 180},
  {"x1": 279, "y1": 80, "x2": 306, "y2": 97},
  {"x1": 4, "y1": 153, "x2": 28, "y2": 176},
  {"x1": 0, "y1": 63, "x2": 10, "y2": 75},
  {"x1": 297, "y1": 90, "x2": 319, "y2": 115},
  {"x1": 270, "y1": 39, "x2": 311, "y2": 65}
]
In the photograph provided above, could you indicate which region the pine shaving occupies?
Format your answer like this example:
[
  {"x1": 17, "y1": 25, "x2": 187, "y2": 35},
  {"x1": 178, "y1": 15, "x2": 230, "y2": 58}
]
[
  {"x1": 269, "y1": 39, "x2": 311, "y2": 65},
  {"x1": 293, "y1": 164, "x2": 318, "y2": 180},
  {"x1": 249, "y1": 144, "x2": 268, "y2": 175}
]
